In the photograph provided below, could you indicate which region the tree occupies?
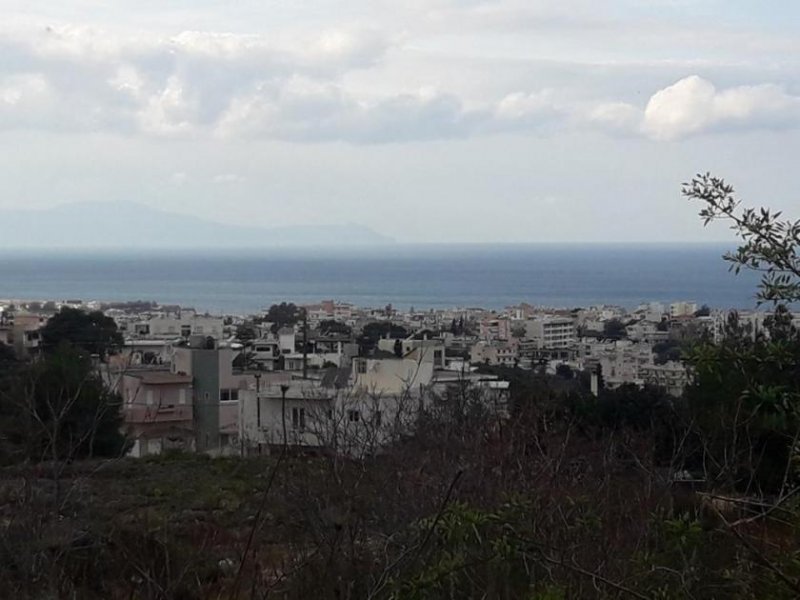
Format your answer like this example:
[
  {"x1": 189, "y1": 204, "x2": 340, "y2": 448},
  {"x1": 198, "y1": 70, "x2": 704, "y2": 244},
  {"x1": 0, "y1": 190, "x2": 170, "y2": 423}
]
[
  {"x1": 682, "y1": 173, "x2": 800, "y2": 493},
  {"x1": 265, "y1": 302, "x2": 301, "y2": 334},
  {"x1": 652, "y1": 339, "x2": 682, "y2": 364},
  {"x1": 0, "y1": 343, "x2": 128, "y2": 464},
  {"x1": 683, "y1": 173, "x2": 800, "y2": 303},
  {"x1": 318, "y1": 319, "x2": 352, "y2": 336},
  {"x1": 603, "y1": 318, "x2": 627, "y2": 340},
  {"x1": 0, "y1": 342, "x2": 15, "y2": 372},
  {"x1": 694, "y1": 304, "x2": 711, "y2": 317},
  {"x1": 235, "y1": 322, "x2": 258, "y2": 342},
  {"x1": 510, "y1": 324, "x2": 526, "y2": 339},
  {"x1": 682, "y1": 310, "x2": 800, "y2": 491},
  {"x1": 357, "y1": 322, "x2": 409, "y2": 355},
  {"x1": 555, "y1": 363, "x2": 573, "y2": 379},
  {"x1": 40, "y1": 307, "x2": 123, "y2": 360}
]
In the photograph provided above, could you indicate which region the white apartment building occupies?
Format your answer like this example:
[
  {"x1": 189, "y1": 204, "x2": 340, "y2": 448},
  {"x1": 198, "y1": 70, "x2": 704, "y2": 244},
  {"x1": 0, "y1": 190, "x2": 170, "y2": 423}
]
[
  {"x1": 670, "y1": 301, "x2": 698, "y2": 318},
  {"x1": 128, "y1": 315, "x2": 224, "y2": 340},
  {"x1": 524, "y1": 317, "x2": 576, "y2": 349}
]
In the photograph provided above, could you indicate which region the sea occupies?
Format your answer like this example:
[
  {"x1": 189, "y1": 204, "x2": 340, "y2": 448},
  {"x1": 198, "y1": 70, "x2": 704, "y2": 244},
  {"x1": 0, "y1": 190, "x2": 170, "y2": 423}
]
[{"x1": 0, "y1": 244, "x2": 764, "y2": 315}]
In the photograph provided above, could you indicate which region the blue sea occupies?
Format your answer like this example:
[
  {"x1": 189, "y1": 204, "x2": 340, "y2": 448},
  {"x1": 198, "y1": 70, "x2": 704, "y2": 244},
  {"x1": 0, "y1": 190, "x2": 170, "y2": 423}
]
[{"x1": 0, "y1": 244, "x2": 764, "y2": 314}]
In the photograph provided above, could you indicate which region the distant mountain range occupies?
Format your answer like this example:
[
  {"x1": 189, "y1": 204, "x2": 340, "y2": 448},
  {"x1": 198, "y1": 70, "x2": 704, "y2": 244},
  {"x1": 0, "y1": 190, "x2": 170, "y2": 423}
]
[{"x1": 0, "y1": 202, "x2": 393, "y2": 248}]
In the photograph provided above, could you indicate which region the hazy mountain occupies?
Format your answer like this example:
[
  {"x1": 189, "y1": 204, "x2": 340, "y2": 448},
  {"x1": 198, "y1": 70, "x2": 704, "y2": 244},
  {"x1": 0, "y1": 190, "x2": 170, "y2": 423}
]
[{"x1": 0, "y1": 202, "x2": 393, "y2": 248}]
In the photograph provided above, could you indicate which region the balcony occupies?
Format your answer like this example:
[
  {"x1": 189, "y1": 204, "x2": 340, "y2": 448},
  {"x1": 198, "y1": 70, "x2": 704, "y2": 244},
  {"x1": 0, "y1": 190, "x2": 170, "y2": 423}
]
[{"x1": 125, "y1": 404, "x2": 193, "y2": 424}]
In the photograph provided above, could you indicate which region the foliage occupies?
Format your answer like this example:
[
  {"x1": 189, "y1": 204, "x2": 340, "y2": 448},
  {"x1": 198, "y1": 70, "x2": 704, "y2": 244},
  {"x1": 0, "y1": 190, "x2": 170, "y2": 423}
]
[
  {"x1": 40, "y1": 306, "x2": 123, "y2": 360},
  {"x1": 653, "y1": 339, "x2": 683, "y2": 364},
  {"x1": 0, "y1": 344, "x2": 128, "y2": 464},
  {"x1": 555, "y1": 363, "x2": 574, "y2": 379},
  {"x1": 265, "y1": 302, "x2": 301, "y2": 333},
  {"x1": 683, "y1": 174, "x2": 800, "y2": 493},
  {"x1": 603, "y1": 318, "x2": 627, "y2": 340},
  {"x1": 682, "y1": 309, "x2": 800, "y2": 491},
  {"x1": 235, "y1": 322, "x2": 258, "y2": 342},
  {"x1": 318, "y1": 319, "x2": 352, "y2": 336},
  {"x1": 358, "y1": 321, "x2": 409, "y2": 355},
  {"x1": 694, "y1": 303, "x2": 711, "y2": 317},
  {"x1": 0, "y1": 342, "x2": 16, "y2": 372},
  {"x1": 683, "y1": 173, "x2": 800, "y2": 303},
  {"x1": 511, "y1": 324, "x2": 527, "y2": 339}
]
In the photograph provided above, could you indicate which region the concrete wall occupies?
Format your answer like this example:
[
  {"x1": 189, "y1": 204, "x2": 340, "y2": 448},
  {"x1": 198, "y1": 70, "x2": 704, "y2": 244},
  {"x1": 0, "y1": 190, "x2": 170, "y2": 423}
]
[{"x1": 191, "y1": 349, "x2": 221, "y2": 452}]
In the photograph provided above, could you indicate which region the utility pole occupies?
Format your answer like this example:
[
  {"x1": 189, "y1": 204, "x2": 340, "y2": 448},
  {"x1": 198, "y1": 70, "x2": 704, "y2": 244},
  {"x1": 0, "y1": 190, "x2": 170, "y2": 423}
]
[
  {"x1": 280, "y1": 383, "x2": 289, "y2": 448},
  {"x1": 254, "y1": 372, "x2": 262, "y2": 429},
  {"x1": 302, "y1": 307, "x2": 308, "y2": 380}
]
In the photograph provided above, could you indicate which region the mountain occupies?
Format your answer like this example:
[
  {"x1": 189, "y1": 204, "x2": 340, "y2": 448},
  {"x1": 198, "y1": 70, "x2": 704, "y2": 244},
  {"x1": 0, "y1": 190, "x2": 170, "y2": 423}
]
[{"x1": 0, "y1": 202, "x2": 394, "y2": 248}]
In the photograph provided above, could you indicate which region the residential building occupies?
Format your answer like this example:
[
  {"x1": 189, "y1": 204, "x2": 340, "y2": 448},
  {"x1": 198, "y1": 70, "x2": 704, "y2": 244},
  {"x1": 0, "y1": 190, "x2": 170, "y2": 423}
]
[
  {"x1": 127, "y1": 314, "x2": 224, "y2": 340},
  {"x1": 640, "y1": 361, "x2": 691, "y2": 397},
  {"x1": 524, "y1": 317, "x2": 575, "y2": 349},
  {"x1": 122, "y1": 370, "x2": 194, "y2": 457},
  {"x1": 171, "y1": 338, "x2": 253, "y2": 455}
]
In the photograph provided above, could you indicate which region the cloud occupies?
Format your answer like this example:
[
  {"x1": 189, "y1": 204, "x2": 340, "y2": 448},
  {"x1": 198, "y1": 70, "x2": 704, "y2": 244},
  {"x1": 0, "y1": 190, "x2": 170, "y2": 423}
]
[
  {"x1": 0, "y1": 17, "x2": 799, "y2": 144},
  {"x1": 494, "y1": 90, "x2": 557, "y2": 122},
  {"x1": 584, "y1": 101, "x2": 642, "y2": 134},
  {"x1": 215, "y1": 81, "x2": 483, "y2": 143},
  {"x1": 170, "y1": 171, "x2": 188, "y2": 185},
  {"x1": 577, "y1": 76, "x2": 800, "y2": 141},
  {"x1": 211, "y1": 173, "x2": 244, "y2": 184},
  {"x1": 642, "y1": 75, "x2": 800, "y2": 140}
]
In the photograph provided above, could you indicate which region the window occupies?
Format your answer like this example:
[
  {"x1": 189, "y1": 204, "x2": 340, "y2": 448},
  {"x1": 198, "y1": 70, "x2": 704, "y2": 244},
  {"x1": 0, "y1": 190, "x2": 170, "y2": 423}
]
[
  {"x1": 356, "y1": 360, "x2": 367, "y2": 374},
  {"x1": 181, "y1": 325, "x2": 192, "y2": 337},
  {"x1": 327, "y1": 409, "x2": 334, "y2": 420},
  {"x1": 219, "y1": 389, "x2": 239, "y2": 402},
  {"x1": 292, "y1": 407, "x2": 306, "y2": 431},
  {"x1": 348, "y1": 409, "x2": 361, "y2": 423},
  {"x1": 146, "y1": 390, "x2": 154, "y2": 406},
  {"x1": 179, "y1": 389, "x2": 186, "y2": 405}
]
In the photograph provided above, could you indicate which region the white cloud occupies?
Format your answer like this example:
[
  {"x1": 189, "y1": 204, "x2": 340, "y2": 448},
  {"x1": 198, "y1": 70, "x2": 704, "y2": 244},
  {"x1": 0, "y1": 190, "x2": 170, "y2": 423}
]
[
  {"x1": 584, "y1": 101, "x2": 642, "y2": 134},
  {"x1": 212, "y1": 173, "x2": 244, "y2": 184},
  {"x1": 0, "y1": 14, "x2": 798, "y2": 144},
  {"x1": 215, "y1": 82, "x2": 480, "y2": 143},
  {"x1": 494, "y1": 90, "x2": 556, "y2": 121},
  {"x1": 0, "y1": 73, "x2": 50, "y2": 107},
  {"x1": 137, "y1": 76, "x2": 198, "y2": 137},
  {"x1": 0, "y1": 73, "x2": 57, "y2": 128},
  {"x1": 170, "y1": 171, "x2": 188, "y2": 185},
  {"x1": 642, "y1": 75, "x2": 800, "y2": 140}
]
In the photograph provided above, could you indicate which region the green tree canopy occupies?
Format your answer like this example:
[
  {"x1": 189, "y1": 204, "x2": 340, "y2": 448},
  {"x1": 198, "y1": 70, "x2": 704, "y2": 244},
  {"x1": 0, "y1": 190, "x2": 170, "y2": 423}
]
[
  {"x1": 318, "y1": 319, "x2": 352, "y2": 336},
  {"x1": 682, "y1": 174, "x2": 800, "y2": 493},
  {"x1": 40, "y1": 307, "x2": 123, "y2": 360},
  {"x1": 265, "y1": 302, "x2": 301, "y2": 334},
  {"x1": 602, "y1": 318, "x2": 627, "y2": 340},
  {"x1": 0, "y1": 344, "x2": 128, "y2": 464}
]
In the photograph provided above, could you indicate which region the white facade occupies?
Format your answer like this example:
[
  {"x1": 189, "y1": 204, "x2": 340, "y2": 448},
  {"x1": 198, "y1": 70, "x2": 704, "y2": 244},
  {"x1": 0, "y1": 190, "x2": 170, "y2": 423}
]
[
  {"x1": 670, "y1": 302, "x2": 697, "y2": 318},
  {"x1": 239, "y1": 381, "x2": 423, "y2": 456},
  {"x1": 524, "y1": 317, "x2": 575, "y2": 349},
  {"x1": 129, "y1": 315, "x2": 224, "y2": 339}
]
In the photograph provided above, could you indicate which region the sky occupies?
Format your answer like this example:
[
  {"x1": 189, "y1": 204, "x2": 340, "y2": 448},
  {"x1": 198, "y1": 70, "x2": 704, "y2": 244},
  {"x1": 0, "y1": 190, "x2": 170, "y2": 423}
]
[{"x1": 1, "y1": 0, "x2": 799, "y2": 244}]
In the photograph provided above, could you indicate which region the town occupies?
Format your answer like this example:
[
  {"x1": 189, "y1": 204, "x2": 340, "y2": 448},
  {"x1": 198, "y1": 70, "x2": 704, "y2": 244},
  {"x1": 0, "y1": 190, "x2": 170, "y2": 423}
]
[{"x1": 1, "y1": 296, "x2": 789, "y2": 459}]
